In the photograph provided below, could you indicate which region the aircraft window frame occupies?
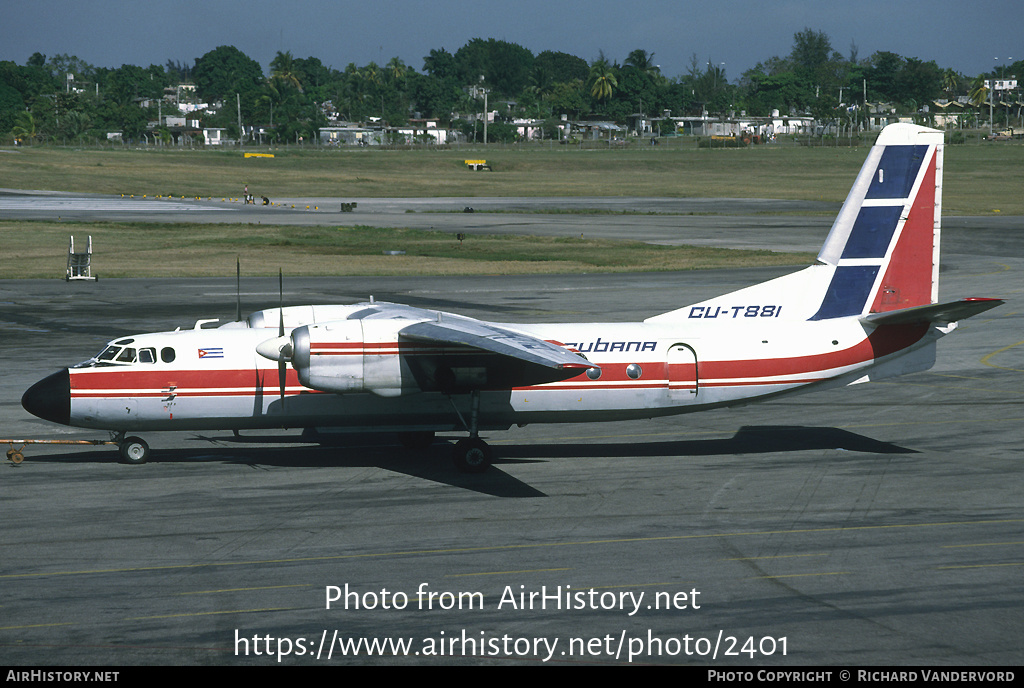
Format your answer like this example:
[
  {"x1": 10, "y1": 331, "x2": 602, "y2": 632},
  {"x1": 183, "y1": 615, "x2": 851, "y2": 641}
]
[
  {"x1": 626, "y1": 363, "x2": 643, "y2": 379},
  {"x1": 97, "y1": 345, "x2": 120, "y2": 362},
  {"x1": 77, "y1": 344, "x2": 153, "y2": 368},
  {"x1": 161, "y1": 347, "x2": 176, "y2": 363},
  {"x1": 586, "y1": 367, "x2": 602, "y2": 380}
]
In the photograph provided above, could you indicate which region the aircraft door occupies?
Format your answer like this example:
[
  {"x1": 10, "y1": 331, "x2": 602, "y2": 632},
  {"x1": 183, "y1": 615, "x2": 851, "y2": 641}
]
[{"x1": 667, "y1": 343, "x2": 699, "y2": 401}]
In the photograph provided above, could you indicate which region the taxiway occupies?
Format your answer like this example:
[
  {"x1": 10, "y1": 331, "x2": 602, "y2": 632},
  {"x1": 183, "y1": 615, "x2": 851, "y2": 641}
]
[{"x1": 1, "y1": 193, "x2": 1021, "y2": 665}]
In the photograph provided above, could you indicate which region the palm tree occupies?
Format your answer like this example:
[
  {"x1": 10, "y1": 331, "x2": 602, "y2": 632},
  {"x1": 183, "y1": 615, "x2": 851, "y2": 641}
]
[
  {"x1": 386, "y1": 57, "x2": 408, "y2": 83},
  {"x1": 941, "y1": 69, "x2": 961, "y2": 99},
  {"x1": 270, "y1": 51, "x2": 302, "y2": 92},
  {"x1": 967, "y1": 75, "x2": 988, "y2": 107},
  {"x1": 361, "y1": 62, "x2": 382, "y2": 91},
  {"x1": 625, "y1": 49, "x2": 659, "y2": 78},
  {"x1": 11, "y1": 111, "x2": 37, "y2": 145},
  {"x1": 589, "y1": 56, "x2": 617, "y2": 102}
]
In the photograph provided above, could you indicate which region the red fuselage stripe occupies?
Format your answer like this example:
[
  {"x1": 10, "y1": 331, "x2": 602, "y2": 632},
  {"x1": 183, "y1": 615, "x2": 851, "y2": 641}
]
[{"x1": 69, "y1": 325, "x2": 927, "y2": 397}]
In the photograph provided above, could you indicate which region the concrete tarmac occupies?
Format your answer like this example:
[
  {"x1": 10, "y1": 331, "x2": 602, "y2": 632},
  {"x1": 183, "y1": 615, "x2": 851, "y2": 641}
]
[{"x1": 0, "y1": 193, "x2": 1021, "y2": 665}]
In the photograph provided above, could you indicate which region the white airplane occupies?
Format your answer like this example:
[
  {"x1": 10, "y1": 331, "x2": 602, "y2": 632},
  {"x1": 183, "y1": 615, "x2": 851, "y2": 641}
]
[{"x1": 22, "y1": 123, "x2": 1002, "y2": 472}]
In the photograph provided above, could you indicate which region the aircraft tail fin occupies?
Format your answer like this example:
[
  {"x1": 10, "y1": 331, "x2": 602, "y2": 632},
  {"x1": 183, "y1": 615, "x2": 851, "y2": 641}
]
[
  {"x1": 647, "y1": 123, "x2": 945, "y2": 324},
  {"x1": 810, "y1": 122, "x2": 943, "y2": 320}
]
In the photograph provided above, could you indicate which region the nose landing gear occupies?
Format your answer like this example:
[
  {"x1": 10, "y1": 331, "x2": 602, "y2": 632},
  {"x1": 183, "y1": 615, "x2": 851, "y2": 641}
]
[{"x1": 115, "y1": 433, "x2": 151, "y2": 464}]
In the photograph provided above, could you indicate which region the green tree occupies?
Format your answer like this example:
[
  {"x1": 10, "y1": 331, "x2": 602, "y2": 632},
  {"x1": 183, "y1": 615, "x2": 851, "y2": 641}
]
[
  {"x1": 588, "y1": 55, "x2": 617, "y2": 102},
  {"x1": 617, "y1": 61, "x2": 660, "y2": 118},
  {"x1": 423, "y1": 48, "x2": 458, "y2": 81},
  {"x1": 270, "y1": 51, "x2": 302, "y2": 92},
  {"x1": 46, "y1": 54, "x2": 95, "y2": 83},
  {"x1": 0, "y1": 82, "x2": 25, "y2": 134},
  {"x1": 193, "y1": 46, "x2": 264, "y2": 102},
  {"x1": 941, "y1": 68, "x2": 959, "y2": 98},
  {"x1": 411, "y1": 70, "x2": 461, "y2": 119},
  {"x1": 790, "y1": 28, "x2": 833, "y2": 89},
  {"x1": 294, "y1": 56, "x2": 332, "y2": 102},
  {"x1": 454, "y1": 38, "x2": 534, "y2": 97},
  {"x1": 896, "y1": 58, "x2": 942, "y2": 109},
  {"x1": 534, "y1": 50, "x2": 589, "y2": 85},
  {"x1": 165, "y1": 59, "x2": 192, "y2": 83},
  {"x1": 740, "y1": 67, "x2": 802, "y2": 115},
  {"x1": 544, "y1": 79, "x2": 587, "y2": 118},
  {"x1": 624, "y1": 49, "x2": 660, "y2": 79},
  {"x1": 11, "y1": 110, "x2": 38, "y2": 144},
  {"x1": 104, "y1": 64, "x2": 162, "y2": 107},
  {"x1": 193, "y1": 46, "x2": 265, "y2": 134},
  {"x1": 866, "y1": 51, "x2": 904, "y2": 102},
  {"x1": 967, "y1": 75, "x2": 988, "y2": 108},
  {"x1": 686, "y1": 56, "x2": 730, "y2": 114}
]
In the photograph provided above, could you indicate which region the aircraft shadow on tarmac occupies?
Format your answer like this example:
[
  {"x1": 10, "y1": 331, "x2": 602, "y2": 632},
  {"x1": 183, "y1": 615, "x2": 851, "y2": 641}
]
[
  {"x1": 14, "y1": 426, "x2": 914, "y2": 498},
  {"x1": 495, "y1": 425, "x2": 918, "y2": 461}
]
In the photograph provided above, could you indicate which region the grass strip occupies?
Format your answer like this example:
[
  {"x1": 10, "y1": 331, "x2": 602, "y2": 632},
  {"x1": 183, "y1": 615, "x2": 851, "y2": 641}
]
[{"x1": 1, "y1": 220, "x2": 814, "y2": 279}]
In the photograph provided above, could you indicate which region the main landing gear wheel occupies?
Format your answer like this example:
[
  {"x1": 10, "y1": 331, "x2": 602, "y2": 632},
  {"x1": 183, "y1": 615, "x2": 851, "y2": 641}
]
[
  {"x1": 118, "y1": 436, "x2": 150, "y2": 464},
  {"x1": 452, "y1": 437, "x2": 492, "y2": 473}
]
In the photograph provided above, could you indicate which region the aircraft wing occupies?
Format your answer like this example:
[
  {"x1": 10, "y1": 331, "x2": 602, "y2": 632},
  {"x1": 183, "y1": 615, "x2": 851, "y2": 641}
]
[
  {"x1": 860, "y1": 298, "x2": 1004, "y2": 326},
  {"x1": 400, "y1": 319, "x2": 593, "y2": 372}
]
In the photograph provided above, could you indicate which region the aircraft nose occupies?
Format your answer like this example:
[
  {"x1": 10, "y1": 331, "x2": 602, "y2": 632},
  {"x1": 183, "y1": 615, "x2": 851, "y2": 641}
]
[{"x1": 22, "y1": 369, "x2": 71, "y2": 426}]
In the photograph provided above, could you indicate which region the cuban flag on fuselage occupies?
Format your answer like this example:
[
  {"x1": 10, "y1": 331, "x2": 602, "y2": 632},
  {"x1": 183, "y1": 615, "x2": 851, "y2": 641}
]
[{"x1": 198, "y1": 347, "x2": 224, "y2": 359}]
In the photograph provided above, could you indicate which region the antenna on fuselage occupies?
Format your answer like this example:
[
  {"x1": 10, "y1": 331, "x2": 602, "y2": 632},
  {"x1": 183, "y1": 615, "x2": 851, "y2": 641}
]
[{"x1": 235, "y1": 256, "x2": 242, "y2": 322}]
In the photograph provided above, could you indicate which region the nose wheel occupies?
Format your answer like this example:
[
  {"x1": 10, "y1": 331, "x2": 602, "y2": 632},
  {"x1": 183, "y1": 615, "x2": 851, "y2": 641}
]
[{"x1": 117, "y1": 435, "x2": 150, "y2": 464}]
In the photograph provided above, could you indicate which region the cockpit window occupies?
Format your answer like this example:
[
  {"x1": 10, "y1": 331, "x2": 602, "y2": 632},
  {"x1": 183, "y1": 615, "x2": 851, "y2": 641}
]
[
  {"x1": 74, "y1": 344, "x2": 159, "y2": 368},
  {"x1": 97, "y1": 346, "x2": 120, "y2": 361}
]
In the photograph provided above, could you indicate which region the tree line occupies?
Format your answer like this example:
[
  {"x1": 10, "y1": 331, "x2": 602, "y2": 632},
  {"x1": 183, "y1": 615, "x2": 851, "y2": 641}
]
[{"x1": 3, "y1": 31, "x2": 1020, "y2": 145}]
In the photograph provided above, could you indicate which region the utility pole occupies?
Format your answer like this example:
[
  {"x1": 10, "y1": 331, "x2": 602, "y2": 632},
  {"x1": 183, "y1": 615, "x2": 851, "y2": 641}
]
[
  {"x1": 478, "y1": 75, "x2": 488, "y2": 145},
  {"x1": 237, "y1": 93, "x2": 242, "y2": 147}
]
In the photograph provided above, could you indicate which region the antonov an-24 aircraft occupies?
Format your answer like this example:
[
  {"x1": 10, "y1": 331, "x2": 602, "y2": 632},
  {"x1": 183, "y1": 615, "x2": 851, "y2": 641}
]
[{"x1": 22, "y1": 124, "x2": 1003, "y2": 472}]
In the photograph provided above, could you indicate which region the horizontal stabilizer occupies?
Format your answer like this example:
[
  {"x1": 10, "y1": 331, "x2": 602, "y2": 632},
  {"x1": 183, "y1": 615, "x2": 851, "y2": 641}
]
[
  {"x1": 401, "y1": 320, "x2": 593, "y2": 371},
  {"x1": 859, "y1": 297, "x2": 1003, "y2": 326}
]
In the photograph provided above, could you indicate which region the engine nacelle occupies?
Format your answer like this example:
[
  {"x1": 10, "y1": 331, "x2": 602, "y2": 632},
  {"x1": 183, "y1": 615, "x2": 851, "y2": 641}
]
[{"x1": 291, "y1": 320, "x2": 417, "y2": 397}]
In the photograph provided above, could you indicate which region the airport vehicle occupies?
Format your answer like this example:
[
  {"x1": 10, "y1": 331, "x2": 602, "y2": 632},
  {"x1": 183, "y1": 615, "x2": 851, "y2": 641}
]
[{"x1": 21, "y1": 124, "x2": 1002, "y2": 472}]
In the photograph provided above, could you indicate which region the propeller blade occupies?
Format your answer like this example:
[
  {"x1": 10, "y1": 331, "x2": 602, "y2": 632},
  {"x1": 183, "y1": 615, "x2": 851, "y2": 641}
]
[
  {"x1": 278, "y1": 269, "x2": 285, "y2": 338},
  {"x1": 278, "y1": 269, "x2": 286, "y2": 401}
]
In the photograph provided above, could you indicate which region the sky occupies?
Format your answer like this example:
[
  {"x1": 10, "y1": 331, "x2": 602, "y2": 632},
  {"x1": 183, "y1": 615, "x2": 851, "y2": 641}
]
[{"x1": 2, "y1": 0, "x2": 1019, "y2": 82}]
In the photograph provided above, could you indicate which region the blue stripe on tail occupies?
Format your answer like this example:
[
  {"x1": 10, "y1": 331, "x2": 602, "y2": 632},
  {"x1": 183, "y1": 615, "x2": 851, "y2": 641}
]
[
  {"x1": 810, "y1": 266, "x2": 881, "y2": 320},
  {"x1": 865, "y1": 145, "x2": 929, "y2": 199},
  {"x1": 840, "y1": 206, "x2": 904, "y2": 259}
]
